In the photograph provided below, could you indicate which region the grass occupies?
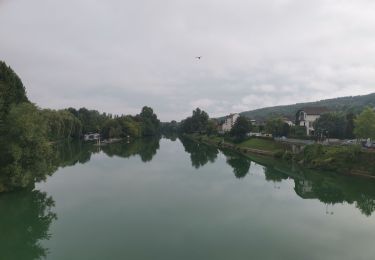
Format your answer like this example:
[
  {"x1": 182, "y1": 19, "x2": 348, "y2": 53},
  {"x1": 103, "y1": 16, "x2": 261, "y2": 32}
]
[
  {"x1": 187, "y1": 134, "x2": 284, "y2": 152},
  {"x1": 237, "y1": 138, "x2": 284, "y2": 151}
]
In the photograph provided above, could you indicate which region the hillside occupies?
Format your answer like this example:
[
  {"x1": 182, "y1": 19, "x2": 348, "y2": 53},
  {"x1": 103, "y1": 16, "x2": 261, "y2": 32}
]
[{"x1": 238, "y1": 92, "x2": 375, "y2": 121}]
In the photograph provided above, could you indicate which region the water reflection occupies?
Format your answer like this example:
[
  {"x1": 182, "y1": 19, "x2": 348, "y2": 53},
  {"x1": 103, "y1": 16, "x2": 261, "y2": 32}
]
[
  {"x1": 0, "y1": 188, "x2": 57, "y2": 259},
  {"x1": 179, "y1": 137, "x2": 218, "y2": 168},
  {"x1": 179, "y1": 137, "x2": 375, "y2": 217},
  {"x1": 1, "y1": 136, "x2": 375, "y2": 219},
  {"x1": 0, "y1": 137, "x2": 161, "y2": 192},
  {"x1": 101, "y1": 137, "x2": 160, "y2": 162},
  {"x1": 221, "y1": 149, "x2": 251, "y2": 179}
]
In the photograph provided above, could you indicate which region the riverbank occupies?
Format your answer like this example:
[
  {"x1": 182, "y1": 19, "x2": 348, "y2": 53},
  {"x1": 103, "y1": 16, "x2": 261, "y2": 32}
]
[{"x1": 184, "y1": 134, "x2": 375, "y2": 178}]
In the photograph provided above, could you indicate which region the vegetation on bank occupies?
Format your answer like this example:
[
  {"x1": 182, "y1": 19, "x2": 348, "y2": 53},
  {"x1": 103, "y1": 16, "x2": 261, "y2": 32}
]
[
  {"x1": 0, "y1": 60, "x2": 161, "y2": 192},
  {"x1": 185, "y1": 133, "x2": 375, "y2": 177}
]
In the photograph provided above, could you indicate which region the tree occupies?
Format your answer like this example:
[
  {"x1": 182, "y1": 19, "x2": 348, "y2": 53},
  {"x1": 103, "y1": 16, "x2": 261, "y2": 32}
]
[
  {"x1": 230, "y1": 116, "x2": 252, "y2": 139},
  {"x1": 0, "y1": 103, "x2": 56, "y2": 190},
  {"x1": 354, "y1": 107, "x2": 375, "y2": 140},
  {"x1": 265, "y1": 117, "x2": 288, "y2": 137},
  {"x1": 180, "y1": 108, "x2": 209, "y2": 133},
  {"x1": 314, "y1": 112, "x2": 347, "y2": 139},
  {"x1": 206, "y1": 119, "x2": 218, "y2": 136},
  {"x1": 138, "y1": 106, "x2": 160, "y2": 136},
  {"x1": 345, "y1": 113, "x2": 355, "y2": 139},
  {"x1": 0, "y1": 61, "x2": 29, "y2": 120}
]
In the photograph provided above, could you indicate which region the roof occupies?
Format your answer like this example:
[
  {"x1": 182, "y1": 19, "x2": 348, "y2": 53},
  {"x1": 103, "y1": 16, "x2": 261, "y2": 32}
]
[{"x1": 297, "y1": 107, "x2": 330, "y2": 115}]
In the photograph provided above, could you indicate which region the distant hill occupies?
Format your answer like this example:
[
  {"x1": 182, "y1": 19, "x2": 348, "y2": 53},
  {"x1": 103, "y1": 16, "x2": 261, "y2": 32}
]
[{"x1": 237, "y1": 92, "x2": 375, "y2": 121}]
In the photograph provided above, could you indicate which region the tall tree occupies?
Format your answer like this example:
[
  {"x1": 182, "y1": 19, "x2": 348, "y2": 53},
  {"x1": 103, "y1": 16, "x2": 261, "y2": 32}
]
[
  {"x1": 265, "y1": 117, "x2": 288, "y2": 137},
  {"x1": 354, "y1": 107, "x2": 375, "y2": 140},
  {"x1": 314, "y1": 112, "x2": 347, "y2": 139},
  {"x1": 230, "y1": 116, "x2": 252, "y2": 139},
  {"x1": 0, "y1": 61, "x2": 29, "y2": 121}
]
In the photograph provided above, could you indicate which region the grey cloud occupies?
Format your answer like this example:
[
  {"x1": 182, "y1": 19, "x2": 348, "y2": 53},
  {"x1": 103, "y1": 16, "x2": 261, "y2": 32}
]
[{"x1": 1, "y1": 0, "x2": 374, "y2": 121}]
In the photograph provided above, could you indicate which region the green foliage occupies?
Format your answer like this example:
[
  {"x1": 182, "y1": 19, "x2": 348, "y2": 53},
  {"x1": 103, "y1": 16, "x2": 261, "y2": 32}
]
[
  {"x1": 101, "y1": 115, "x2": 141, "y2": 139},
  {"x1": 314, "y1": 112, "x2": 347, "y2": 139},
  {"x1": 0, "y1": 61, "x2": 29, "y2": 120},
  {"x1": 299, "y1": 144, "x2": 361, "y2": 172},
  {"x1": 354, "y1": 107, "x2": 375, "y2": 139},
  {"x1": 238, "y1": 137, "x2": 284, "y2": 152},
  {"x1": 289, "y1": 125, "x2": 307, "y2": 138},
  {"x1": 0, "y1": 103, "x2": 56, "y2": 191},
  {"x1": 265, "y1": 117, "x2": 289, "y2": 137},
  {"x1": 41, "y1": 109, "x2": 82, "y2": 140},
  {"x1": 230, "y1": 116, "x2": 252, "y2": 139},
  {"x1": 206, "y1": 119, "x2": 218, "y2": 136},
  {"x1": 75, "y1": 107, "x2": 109, "y2": 134},
  {"x1": 161, "y1": 120, "x2": 179, "y2": 134},
  {"x1": 138, "y1": 106, "x2": 160, "y2": 136},
  {"x1": 180, "y1": 108, "x2": 209, "y2": 133}
]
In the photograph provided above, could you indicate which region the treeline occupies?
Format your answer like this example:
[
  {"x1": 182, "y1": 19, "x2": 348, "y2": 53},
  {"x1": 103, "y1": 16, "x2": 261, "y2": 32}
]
[
  {"x1": 0, "y1": 61, "x2": 161, "y2": 142},
  {"x1": 264, "y1": 108, "x2": 375, "y2": 140},
  {"x1": 163, "y1": 106, "x2": 375, "y2": 141},
  {"x1": 0, "y1": 60, "x2": 160, "y2": 191},
  {"x1": 162, "y1": 107, "x2": 253, "y2": 139}
]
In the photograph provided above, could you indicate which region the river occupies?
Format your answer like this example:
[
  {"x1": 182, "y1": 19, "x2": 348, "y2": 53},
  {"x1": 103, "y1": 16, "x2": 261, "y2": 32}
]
[{"x1": 1, "y1": 137, "x2": 375, "y2": 260}]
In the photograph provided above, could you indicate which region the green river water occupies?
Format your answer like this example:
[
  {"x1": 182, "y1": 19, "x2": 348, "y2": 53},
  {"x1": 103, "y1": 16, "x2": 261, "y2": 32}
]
[{"x1": 1, "y1": 137, "x2": 375, "y2": 260}]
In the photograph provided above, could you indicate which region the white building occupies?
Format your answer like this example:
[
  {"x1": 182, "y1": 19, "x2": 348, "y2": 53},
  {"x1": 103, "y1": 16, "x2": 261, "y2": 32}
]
[
  {"x1": 221, "y1": 113, "x2": 240, "y2": 132},
  {"x1": 296, "y1": 107, "x2": 329, "y2": 136}
]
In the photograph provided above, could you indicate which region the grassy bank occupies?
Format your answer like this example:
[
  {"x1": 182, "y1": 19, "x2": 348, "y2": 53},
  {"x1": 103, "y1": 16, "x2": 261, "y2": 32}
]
[
  {"x1": 296, "y1": 144, "x2": 375, "y2": 176},
  {"x1": 185, "y1": 134, "x2": 375, "y2": 177},
  {"x1": 186, "y1": 133, "x2": 285, "y2": 155}
]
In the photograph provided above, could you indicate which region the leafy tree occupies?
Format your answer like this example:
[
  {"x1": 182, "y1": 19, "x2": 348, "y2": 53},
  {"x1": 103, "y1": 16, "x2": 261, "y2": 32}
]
[
  {"x1": 345, "y1": 113, "x2": 355, "y2": 139},
  {"x1": 230, "y1": 116, "x2": 252, "y2": 139},
  {"x1": 314, "y1": 112, "x2": 347, "y2": 139},
  {"x1": 206, "y1": 119, "x2": 218, "y2": 136},
  {"x1": 265, "y1": 117, "x2": 288, "y2": 137},
  {"x1": 0, "y1": 103, "x2": 56, "y2": 191},
  {"x1": 138, "y1": 106, "x2": 160, "y2": 136},
  {"x1": 354, "y1": 107, "x2": 375, "y2": 140},
  {"x1": 42, "y1": 109, "x2": 82, "y2": 140},
  {"x1": 180, "y1": 108, "x2": 209, "y2": 133},
  {"x1": 160, "y1": 120, "x2": 178, "y2": 134},
  {"x1": 0, "y1": 61, "x2": 29, "y2": 120}
]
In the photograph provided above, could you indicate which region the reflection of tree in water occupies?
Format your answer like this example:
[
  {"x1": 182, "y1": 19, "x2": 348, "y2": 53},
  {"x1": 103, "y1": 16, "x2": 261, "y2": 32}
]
[
  {"x1": 163, "y1": 133, "x2": 178, "y2": 142},
  {"x1": 291, "y1": 170, "x2": 375, "y2": 216},
  {"x1": 101, "y1": 137, "x2": 160, "y2": 162},
  {"x1": 356, "y1": 195, "x2": 375, "y2": 217},
  {"x1": 312, "y1": 181, "x2": 345, "y2": 205},
  {"x1": 53, "y1": 140, "x2": 97, "y2": 166},
  {"x1": 179, "y1": 138, "x2": 218, "y2": 169},
  {"x1": 0, "y1": 188, "x2": 57, "y2": 259},
  {"x1": 221, "y1": 150, "x2": 250, "y2": 179},
  {"x1": 264, "y1": 167, "x2": 288, "y2": 183},
  {"x1": 0, "y1": 140, "x2": 96, "y2": 192}
]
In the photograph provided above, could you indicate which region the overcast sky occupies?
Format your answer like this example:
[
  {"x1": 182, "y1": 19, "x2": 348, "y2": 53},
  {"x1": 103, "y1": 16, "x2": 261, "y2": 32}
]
[{"x1": 1, "y1": 0, "x2": 375, "y2": 121}]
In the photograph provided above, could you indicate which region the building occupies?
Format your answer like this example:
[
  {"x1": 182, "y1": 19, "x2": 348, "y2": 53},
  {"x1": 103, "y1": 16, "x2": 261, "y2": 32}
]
[
  {"x1": 296, "y1": 107, "x2": 329, "y2": 136},
  {"x1": 221, "y1": 113, "x2": 240, "y2": 132}
]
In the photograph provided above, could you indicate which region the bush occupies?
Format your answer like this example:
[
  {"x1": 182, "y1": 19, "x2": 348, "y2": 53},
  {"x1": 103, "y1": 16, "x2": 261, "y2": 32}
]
[{"x1": 274, "y1": 150, "x2": 284, "y2": 158}]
